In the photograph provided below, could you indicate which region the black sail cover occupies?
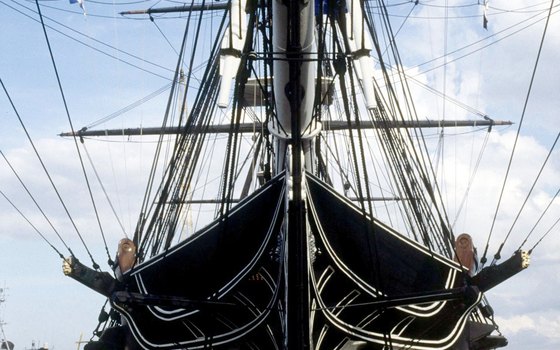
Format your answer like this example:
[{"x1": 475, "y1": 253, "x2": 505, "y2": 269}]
[
  {"x1": 112, "y1": 174, "x2": 286, "y2": 349},
  {"x1": 306, "y1": 174, "x2": 481, "y2": 350}
]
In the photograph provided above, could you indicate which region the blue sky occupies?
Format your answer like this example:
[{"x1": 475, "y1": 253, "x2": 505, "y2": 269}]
[{"x1": 1, "y1": 0, "x2": 559, "y2": 349}]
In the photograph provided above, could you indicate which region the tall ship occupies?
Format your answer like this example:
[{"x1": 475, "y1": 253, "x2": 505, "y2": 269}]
[{"x1": 1, "y1": 0, "x2": 557, "y2": 349}]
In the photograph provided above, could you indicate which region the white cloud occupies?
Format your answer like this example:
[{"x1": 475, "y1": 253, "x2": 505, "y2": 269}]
[
  {"x1": 496, "y1": 314, "x2": 536, "y2": 334},
  {"x1": 494, "y1": 313, "x2": 560, "y2": 349}
]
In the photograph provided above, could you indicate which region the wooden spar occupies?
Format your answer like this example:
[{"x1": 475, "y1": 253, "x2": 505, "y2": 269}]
[
  {"x1": 119, "y1": 3, "x2": 229, "y2": 15},
  {"x1": 58, "y1": 119, "x2": 512, "y2": 138}
]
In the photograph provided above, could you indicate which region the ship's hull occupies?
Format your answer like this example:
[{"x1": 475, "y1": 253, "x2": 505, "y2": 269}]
[
  {"x1": 110, "y1": 173, "x2": 481, "y2": 349},
  {"x1": 113, "y1": 174, "x2": 286, "y2": 349}
]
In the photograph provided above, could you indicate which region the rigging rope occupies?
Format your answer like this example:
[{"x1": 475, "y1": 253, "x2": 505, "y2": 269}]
[
  {"x1": 0, "y1": 150, "x2": 68, "y2": 259},
  {"x1": 1, "y1": 0, "x2": 174, "y2": 80},
  {"x1": 218, "y1": 4, "x2": 258, "y2": 217},
  {"x1": 413, "y1": 6, "x2": 560, "y2": 79},
  {"x1": 35, "y1": 0, "x2": 110, "y2": 268},
  {"x1": 481, "y1": 0, "x2": 555, "y2": 267},
  {"x1": 518, "y1": 186, "x2": 560, "y2": 251},
  {"x1": 136, "y1": 1, "x2": 229, "y2": 257},
  {"x1": 82, "y1": 144, "x2": 129, "y2": 238},
  {"x1": 529, "y1": 215, "x2": 560, "y2": 254},
  {"x1": 134, "y1": 0, "x2": 197, "y2": 255},
  {"x1": 156, "y1": 5, "x2": 224, "y2": 251},
  {"x1": 150, "y1": 16, "x2": 180, "y2": 56},
  {"x1": 451, "y1": 130, "x2": 491, "y2": 229},
  {"x1": 336, "y1": 57, "x2": 366, "y2": 212},
  {"x1": 367, "y1": 2, "x2": 455, "y2": 256},
  {"x1": 0, "y1": 189, "x2": 65, "y2": 259},
  {"x1": 329, "y1": 6, "x2": 389, "y2": 345},
  {"x1": 85, "y1": 83, "x2": 172, "y2": 129},
  {"x1": 2, "y1": 77, "x2": 93, "y2": 261},
  {"x1": 491, "y1": 131, "x2": 559, "y2": 263}
]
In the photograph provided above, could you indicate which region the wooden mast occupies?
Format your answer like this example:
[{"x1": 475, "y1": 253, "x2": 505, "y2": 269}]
[{"x1": 283, "y1": 0, "x2": 310, "y2": 347}]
